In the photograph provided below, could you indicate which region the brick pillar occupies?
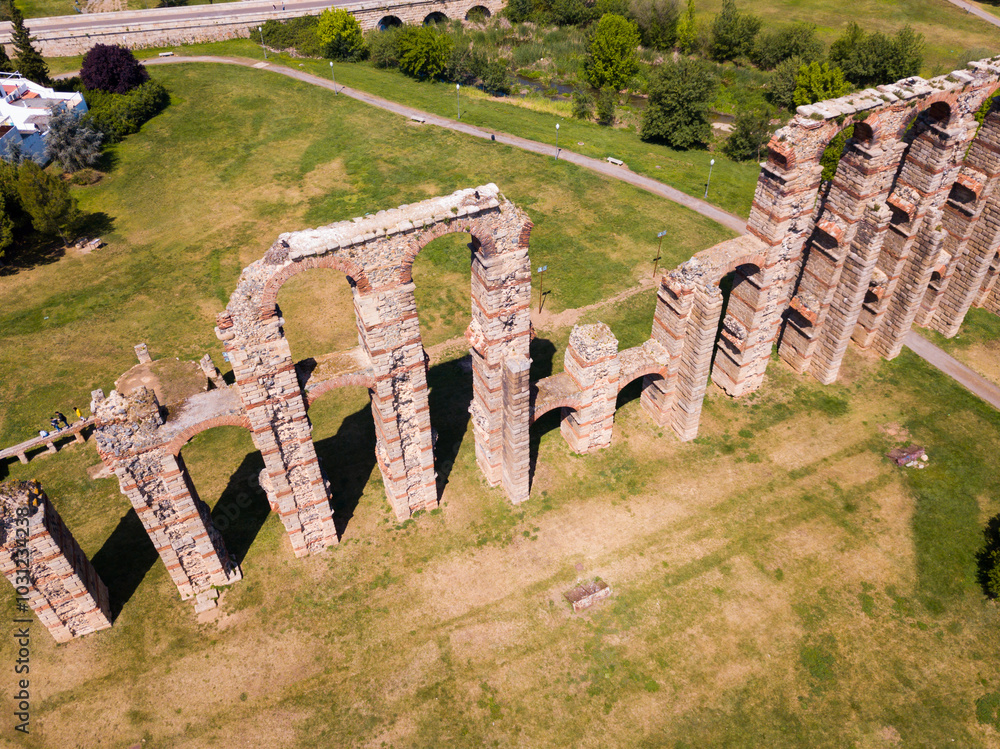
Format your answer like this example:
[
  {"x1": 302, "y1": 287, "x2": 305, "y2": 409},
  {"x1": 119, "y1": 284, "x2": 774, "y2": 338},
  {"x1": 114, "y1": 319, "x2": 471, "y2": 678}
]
[
  {"x1": 857, "y1": 118, "x2": 976, "y2": 353},
  {"x1": 93, "y1": 389, "x2": 242, "y2": 607},
  {"x1": 931, "y1": 112, "x2": 1000, "y2": 335},
  {"x1": 740, "y1": 145, "x2": 826, "y2": 396},
  {"x1": 221, "y1": 314, "x2": 338, "y2": 555},
  {"x1": 670, "y1": 285, "x2": 723, "y2": 441},
  {"x1": 0, "y1": 481, "x2": 112, "y2": 643},
  {"x1": 811, "y1": 203, "x2": 893, "y2": 384},
  {"x1": 356, "y1": 283, "x2": 438, "y2": 519},
  {"x1": 642, "y1": 278, "x2": 695, "y2": 425},
  {"x1": 875, "y1": 220, "x2": 948, "y2": 358},
  {"x1": 501, "y1": 356, "x2": 531, "y2": 504},
  {"x1": 560, "y1": 323, "x2": 620, "y2": 453},
  {"x1": 778, "y1": 135, "x2": 904, "y2": 374},
  {"x1": 466, "y1": 237, "x2": 532, "y2": 487}
]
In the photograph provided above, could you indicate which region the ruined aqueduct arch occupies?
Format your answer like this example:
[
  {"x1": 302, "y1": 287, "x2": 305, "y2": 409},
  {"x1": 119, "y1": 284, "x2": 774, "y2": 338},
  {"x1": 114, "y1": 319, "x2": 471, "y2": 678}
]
[{"x1": 17, "y1": 57, "x2": 992, "y2": 638}]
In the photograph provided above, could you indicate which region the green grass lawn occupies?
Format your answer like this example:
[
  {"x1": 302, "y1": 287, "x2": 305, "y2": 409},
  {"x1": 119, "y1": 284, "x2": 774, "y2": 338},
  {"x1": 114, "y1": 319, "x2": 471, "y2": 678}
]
[
  {"x1": 47, "y1": 40, "x2": 764, "y2": 219},
  {"x1": 1, "y1": 61, "x2": 1000, "y2": 749}
]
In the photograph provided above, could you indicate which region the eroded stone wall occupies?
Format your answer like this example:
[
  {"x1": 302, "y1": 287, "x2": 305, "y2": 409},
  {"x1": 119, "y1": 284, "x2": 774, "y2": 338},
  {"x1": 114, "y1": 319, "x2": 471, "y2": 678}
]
[{"x1": 0, "y1": 481, "x2": 112, "y2": 642}]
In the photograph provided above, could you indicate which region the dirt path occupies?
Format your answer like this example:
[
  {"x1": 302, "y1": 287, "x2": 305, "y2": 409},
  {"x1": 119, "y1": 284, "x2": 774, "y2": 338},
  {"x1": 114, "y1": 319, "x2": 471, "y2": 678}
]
[
  {"x1": 904, "y1": 330, "x2": 1000, "y2": 410},
  {"x1": 142, "y1": 55, "x2": 749, "y2": 235}
]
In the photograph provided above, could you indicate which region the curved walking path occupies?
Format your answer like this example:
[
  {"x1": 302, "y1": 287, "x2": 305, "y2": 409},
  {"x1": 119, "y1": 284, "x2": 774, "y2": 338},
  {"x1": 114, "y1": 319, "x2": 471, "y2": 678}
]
[
  {"x1": 945, "y1": 0, "x2": 1000, "y2": 28},
  {"x1": 143, "y1": 55, "x2": 749, "y2": 234},
  {"x1": 904, "y1": 331, "x2": 1000, "y2": 410}
]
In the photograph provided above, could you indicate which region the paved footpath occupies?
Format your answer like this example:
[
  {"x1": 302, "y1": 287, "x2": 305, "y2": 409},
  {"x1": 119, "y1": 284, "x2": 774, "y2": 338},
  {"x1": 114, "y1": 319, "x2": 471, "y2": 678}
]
[
  {"x1": 134, "y1": 56, "x2": 997, "y2": 412},
  {"x1": 946, "y1": 0, "x2": 1000, "y2": 28}
]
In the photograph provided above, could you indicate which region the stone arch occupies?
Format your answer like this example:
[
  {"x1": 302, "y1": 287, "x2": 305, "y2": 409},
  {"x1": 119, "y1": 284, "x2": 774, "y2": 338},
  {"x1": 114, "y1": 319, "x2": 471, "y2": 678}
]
[
  {"x1": 398, "y1": 218, "x2": 503, "y2": 285},
  {"x1": 167, "y1": 414, "x2": 251, "y2": 456},
  {"x1": 465, "y1": 4, "x2": 491, "y2": 19},
  {"x1": 259, "y1": 254, "x2": 369, "y2": 323},
  {"x1": 424, "y1": 11, "x2": 448, "y2": 24},
  {"x1": 377, "y1": 15, "x2": 403, "y2": 29}
]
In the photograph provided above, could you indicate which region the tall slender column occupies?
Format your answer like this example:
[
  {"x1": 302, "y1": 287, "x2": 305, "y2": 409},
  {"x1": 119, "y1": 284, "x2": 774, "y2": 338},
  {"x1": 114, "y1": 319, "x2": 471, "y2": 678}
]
[
  {"x1": 501, "y1": 356, "x2": 532, "y2": 504},
  {"x1": 560, "y1": 323, "x2": 620, "y2": 453},
  {"x1": 670, "y1": 285, "x2": 723, "y2": 441},
  {"x1": 641, "y1": 278, "x2": 695, "y2": 425}
]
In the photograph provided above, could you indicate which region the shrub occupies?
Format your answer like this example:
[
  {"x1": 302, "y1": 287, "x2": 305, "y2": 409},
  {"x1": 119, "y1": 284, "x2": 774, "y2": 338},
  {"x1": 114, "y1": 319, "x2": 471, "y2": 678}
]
[
  {"x1": 978, "y1": 515, "x2": 1000, "y2": 599},
  {"x1": 572, "y1": 90, "x2": 594, "y2": 120},
  {"x1": 629, "y1": 0, "x2": 680, "y2": 51},
  {"x1": 399, "y1": 26, "x2": 453, "y2": 79},
  {"x1": 316, "y1": 8, "x2": 367, "y2": 61},
  {"x1": 85, "y1": 80, "x2": 170, "y2": 143},
  {"x1": 585, "y1": 13, "x2": 641, "y2": 91},
  {"x1": 81, "y1": 44, "x2": 149, "y2": 94},
  {"x1": 723, "y1": 108, "x2": 773, "y2": 161},
  {"x1": 596, "y1": 86, "x2": 617, "y2": 125},
  {"x1": 447, "y1": 43, "x2": 488, "y2": 84},
  {"x1": 551, "y1": 0, "x2": 595, "y2": 26},
  {"x1": 641, "y1": 57, "x2": 716, "y2": 149},
  {"x1": 675, "y1": 0, "x2": 696, "y2": 53},
  {"x1": 830, "y1": 22, "x2": 924, "y2": 87},
  {"x1": 481, "y1": 59, "x2": 513, "y2": 95},
  {"x1": 750, "y1": 22, "x2": 822, "y2": 71},
  {"x1": 367, "y1": 27, "x2": 404, "y2": 69},
  {"x1": 793, "y1": 61, "x2": 851, "y2": 107},
  {"x1": 710, "y1": 0, "x2": 760, "y2": 62},
  {"x1": 258, "y1": 17, "x2": 323, "y2": 57}
]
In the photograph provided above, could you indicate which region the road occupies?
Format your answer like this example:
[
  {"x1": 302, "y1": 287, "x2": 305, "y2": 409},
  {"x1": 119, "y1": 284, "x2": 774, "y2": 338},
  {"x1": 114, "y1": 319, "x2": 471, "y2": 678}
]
[
  {"x1": 904, "y1": 331, "x2": 1000, "y2": 409},
  {"x1": 5, "y1": 0, "x2": 350, "y2": 35}
]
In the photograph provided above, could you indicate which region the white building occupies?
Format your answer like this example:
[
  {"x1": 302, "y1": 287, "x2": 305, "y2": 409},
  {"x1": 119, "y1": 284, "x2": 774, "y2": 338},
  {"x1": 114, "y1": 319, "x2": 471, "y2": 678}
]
[{"x1": 0, "y1": 73, "x2": 88, "y2": 163}]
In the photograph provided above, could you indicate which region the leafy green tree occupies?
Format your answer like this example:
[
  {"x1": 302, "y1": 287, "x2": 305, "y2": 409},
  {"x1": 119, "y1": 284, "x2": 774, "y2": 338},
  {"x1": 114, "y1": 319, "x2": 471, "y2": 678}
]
[
  {"x1": 675, "y1": 0, "x2": 696, "y2": 53},
  {"x1": 572, "y1": 90, "x2": 594, "y2": 120},
  {"x1": 6, "y1": 2, "x2": 49, "y2": 85},
  {"x1": 398, "y1": 26, "x2": 453, "y2": 80},
  {"x1": 750, "y1": 22, "x2": 822, "y2": 70},
  {"x1": 710, "y1": 0, "x2": 760, "y2": 62},
  {"x1": 596, "y1": 86, "x2": 617, "y2": 125},
  {"x1": 316, "y1": 7, "x2": 367, "y2": 60},
  {"x1": 641, "y1": 57, "x2": 717, "y2": 149},
  {"x1": 793, "y1": 61, "x2": 851, "y2": 107},
  {"x1": 585, "y1": 13, "x2": 641, "y2": 91},
  {"x1": 504, "y1": 0, "x2": 533, "y2": 23},
  {"x1": 16, "y1": 161, "x2": 79, "y2": 243},
  {"x1": 769, "y1": 57, "x2": 800, "y2": 110},
  {"x1": 830, "y1": 22, "x2": 924, "y2": 87},
  {"x1": 446, "y1": 43, "x2": 487, "y2": 84},
  {"x1": 629, "y1": 0, "x2": 680, "y2": 51},
  {"x1": 551, "y1": 0, "x2": 594, "y2": 26},
  {"x1": 43, "y1": 106, "x2": 103, "y2": 173},
  {"x1": 982, "y1": 516, "x2": 1000, "y2": 599},
  {"x1": 0, "y1": 43, "x2": 12, "y2": 74},
  {"x1": 0, "y1": 193, "x2": 14, "y2": 260},
  {"x1": 723, "y1": 108, "x2": 773, "y2": 161}
]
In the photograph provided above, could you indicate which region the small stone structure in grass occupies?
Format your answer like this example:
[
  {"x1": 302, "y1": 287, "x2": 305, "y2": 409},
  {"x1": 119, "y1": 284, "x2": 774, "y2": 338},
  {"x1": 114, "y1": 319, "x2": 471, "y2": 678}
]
[{"x1": 564, "y1": 579, "x2": 611, "y2": 612}]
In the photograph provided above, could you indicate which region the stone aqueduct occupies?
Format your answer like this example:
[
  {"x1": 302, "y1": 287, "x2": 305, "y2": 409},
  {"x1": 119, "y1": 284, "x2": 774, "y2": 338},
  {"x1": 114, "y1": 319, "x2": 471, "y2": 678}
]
[{"x1": 8, "y1": 57, "x2": 1000, "y2": 638}]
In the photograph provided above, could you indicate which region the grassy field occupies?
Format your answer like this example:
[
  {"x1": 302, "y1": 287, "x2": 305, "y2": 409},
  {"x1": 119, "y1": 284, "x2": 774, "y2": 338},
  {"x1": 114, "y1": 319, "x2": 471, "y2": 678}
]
[
  {"x1": 693, "y1": 0, "x2": 1000, "y2": 75},
  {"x1": 916, "y1": 307, "x2": 1000, "y2": 386},
  {"x1": 1, "y1": 63, "x2": 1000, "y2": 748}
]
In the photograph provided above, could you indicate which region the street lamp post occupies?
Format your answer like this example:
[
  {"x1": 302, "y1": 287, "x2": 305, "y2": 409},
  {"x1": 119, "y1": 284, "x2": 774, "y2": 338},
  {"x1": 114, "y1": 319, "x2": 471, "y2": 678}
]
[
  {"x1": 555, "y1": 122, "x2": 559, "y2": 159},
  {"x1": 704, "y1": 158, "x2": 715, "y2": 200},
  {"x1": 330, "y1": 61, "x2": 337, "y2": 94},
  {"x1": 653, "y1": 229, "x2": 667, "y2": 278},
  {"x1": 258, "y1": 26, "x2": 267, "y2": 61},
  {"x1": 537, "y1": 265, "x2": 548, "y2": 313},
  {"x1": 456, "y1": 83, "x2": 461, "y2": 119}
]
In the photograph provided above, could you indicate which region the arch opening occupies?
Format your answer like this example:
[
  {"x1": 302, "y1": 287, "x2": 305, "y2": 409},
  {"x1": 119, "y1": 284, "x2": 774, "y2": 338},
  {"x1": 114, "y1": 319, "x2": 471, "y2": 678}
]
[
  {"x1": 465, "y1": 5, "x2": 490, "y2": 20},
  {"x1": 424, "y1": 11, "x2": 448, "y2": 24},
  {"x1": 178, "y1": 425, "x2": 270, "y2": 567},
  {"x1": 378, "y1": 15, "x2": 403, "y2": 29}
]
